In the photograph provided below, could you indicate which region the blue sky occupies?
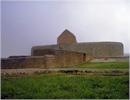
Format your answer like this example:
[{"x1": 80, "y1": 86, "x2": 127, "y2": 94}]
[{"x1": 1, "y1": 0, "x2": 130, "y2": 57}]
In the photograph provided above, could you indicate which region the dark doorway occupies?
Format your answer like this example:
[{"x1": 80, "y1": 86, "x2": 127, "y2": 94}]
[{"x1": 83, "y1": 53, "x2": 86, "y2": 61}]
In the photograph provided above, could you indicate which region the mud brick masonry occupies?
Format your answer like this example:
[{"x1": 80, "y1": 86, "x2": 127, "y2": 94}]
[{"x1": 1, "y1": 29, "x2": 124, "y2": 69}]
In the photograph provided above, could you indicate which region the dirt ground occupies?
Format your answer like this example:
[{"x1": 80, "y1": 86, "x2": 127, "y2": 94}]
[{"x1": 1, "y1": 68, "x2": 128, "y2": 76}]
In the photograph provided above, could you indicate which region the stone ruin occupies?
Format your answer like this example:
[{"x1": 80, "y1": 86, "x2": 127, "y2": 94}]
[
  {"x1": 32, "y1": 29, "x2": 123, "y2": 57},
  {"x1": 1, "y1": 29, "x2": 124, "y2": 69},
  {"x1": 57, "y1": 29, "x2": 77, "y2": 47}
]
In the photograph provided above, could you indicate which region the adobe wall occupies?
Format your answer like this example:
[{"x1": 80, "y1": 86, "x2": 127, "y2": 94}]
[{"x1": 32, "y1": 42, "x2": 123, "y2": 57}]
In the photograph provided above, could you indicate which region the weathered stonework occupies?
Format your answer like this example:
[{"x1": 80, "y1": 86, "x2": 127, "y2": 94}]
[
  {"x1": 32, "y1": 29, "x2": 124, "y2": 57},
  {"x1": 32, "y1": 42, "x2": 123, "y2": 57},
  {"x1": 1, "y1": 49, "x2": 86, "y2": 69},
  {"x1": 1, "y1": 56, "x2": 46, "y2": 69},
  {"x1": 57, "y1": 29, "x2": 77, "y2": 45},
  {"x1": 32, "y1": 49, "x2": 87, "y2": 67},
  {"x1": 1, "y1": 29, "x2": 124, "y2": 69}
]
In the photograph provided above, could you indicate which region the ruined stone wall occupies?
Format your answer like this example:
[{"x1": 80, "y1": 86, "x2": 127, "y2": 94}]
[
  {"x1": 54, "y1": 50, "x2": 85, "y2": 67},
  {"x1": 57, "y1": 29, "x2": 77, "y2": 45},
  {"x1": 1, "y1": 56, "x2": 46, "y2": 69},
  {"x1": 57, "y1": 34, "x2": 76, "y2": 45},
  {"x1": 91, "y1": 56, "x2": 129, "y2": 62},
  {"x1": 44, "y1": 55, "x2": 56, "y2": 68},
  {"x1": 31, "y1": 45, "x2": 59, "y2": 55},
  {"x1": 32, "y1": 49, "x2": 85, "y2": 67},
  {"x1": 60, "y1": 42, "x2": 124, "y2": 57},
  {"x1": 1, "y1": 56, "x2": 57, "y2": 69},
  {"x1": 2, "y1": 50, "x2": 85, "y2": 69},
  {"x1": 32, "y1": 49, "x2": 56, "y2": 56},
  {"x1": 32, "y1": 42, "x2": 123, "y2": 57}
]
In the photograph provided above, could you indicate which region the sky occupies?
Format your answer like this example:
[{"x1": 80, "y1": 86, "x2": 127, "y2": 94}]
[{"x1": 1, "y1": 0, "x2": 130, "y2": 58}]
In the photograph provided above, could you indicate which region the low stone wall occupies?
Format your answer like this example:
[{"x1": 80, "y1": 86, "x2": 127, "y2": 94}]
[
  {"x1": 90, "y1": 56, "x2": 129, "y2": 62},
  {"x1": 1, "y1": 56, "x2": 46, "y2": 69},
  {"x1": 31, "y1": 49, "x2": 86, "y2": 67},
  {"x1": 1, "y1": 50, "x2": 86, "y2": 69}
]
